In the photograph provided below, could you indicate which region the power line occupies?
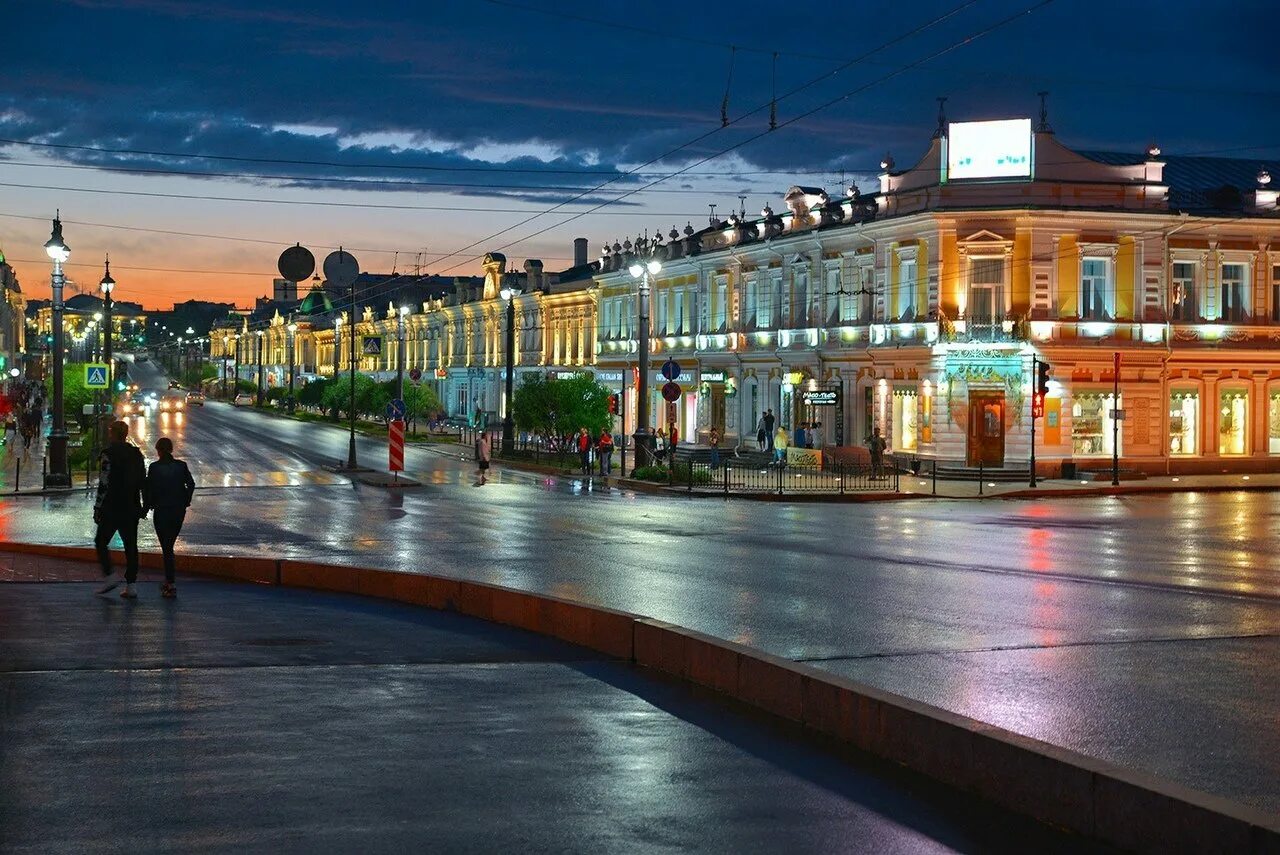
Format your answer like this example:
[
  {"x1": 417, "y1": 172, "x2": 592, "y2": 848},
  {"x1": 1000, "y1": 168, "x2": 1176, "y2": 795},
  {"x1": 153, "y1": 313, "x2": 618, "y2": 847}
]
[
  {"x1": 424, "y1": 0, "x2": 984, "y2": 273},
  {"x1": 438, "y1": 0, "x2": 1058, "y2": 273},
  {"x1": 0, "y1": 158, "x2": 784, "y2": 196},
  {"x1": 0, "y1": 181, "x2": 706, "y2": 217}
]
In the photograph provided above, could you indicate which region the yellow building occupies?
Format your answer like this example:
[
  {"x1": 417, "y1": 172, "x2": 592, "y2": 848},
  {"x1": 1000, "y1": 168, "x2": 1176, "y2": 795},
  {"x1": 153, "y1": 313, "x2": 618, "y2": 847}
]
[{"x1": 594, "y1": 114, "x2": 1280, "y2": 475}]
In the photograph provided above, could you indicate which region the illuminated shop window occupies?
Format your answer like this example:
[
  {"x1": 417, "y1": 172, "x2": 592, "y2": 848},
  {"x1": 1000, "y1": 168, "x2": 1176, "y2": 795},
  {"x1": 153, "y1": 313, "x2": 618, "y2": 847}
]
[
  {"x1": 921, "y1": 387, "x2": 933, "y2": 445},
  {"x1": 1169, "y1": 391, "x2": 1199, "y2": 456},
  {"x1": 1071, "y1": 393, "x2": 1120, "y2": 456},
  {"x1": 891, "y1": 388, "x2": 918, "y2": 451},
  {"x1": 1269, "y1": 391, "x2": 1280, "y2": 454},
  {"x1": 1218, "y1": 389, "x2": 1248, "y2": 455}
]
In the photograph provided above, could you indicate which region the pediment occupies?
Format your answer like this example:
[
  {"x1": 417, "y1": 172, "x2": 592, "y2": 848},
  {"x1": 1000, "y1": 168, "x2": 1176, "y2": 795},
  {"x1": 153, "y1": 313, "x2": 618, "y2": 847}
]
[{"x1": 960, "y1": 229, "x2": 1009, "y2": 244}]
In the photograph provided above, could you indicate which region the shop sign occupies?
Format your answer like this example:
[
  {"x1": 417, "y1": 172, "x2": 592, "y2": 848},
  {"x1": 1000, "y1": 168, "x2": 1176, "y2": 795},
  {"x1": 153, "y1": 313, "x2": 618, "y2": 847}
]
[
  {"x1": 548, "y1": 370, "x2": 585, "y2": 380},
  {"x1": 700, "y1": 371, "x2": 727, "y2": 383},
  {"x1": 653, "y1": 371, "x2": 695, "y2": 384},
  {"x1": 801, "y1": 389, "x2": 840, "y2": 407},
  {"x1": 785, "y1": 447, "x2": 823, "y2": 467},
  {"x1": 596, "y1": 370, "x2": 624, "y2": 383}
]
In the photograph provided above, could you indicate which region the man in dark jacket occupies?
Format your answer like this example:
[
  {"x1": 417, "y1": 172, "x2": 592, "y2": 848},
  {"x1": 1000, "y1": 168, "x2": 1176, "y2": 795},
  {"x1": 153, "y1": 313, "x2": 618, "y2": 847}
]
[
  {"x1": 144, "y1": 437, "x2": 196, "y2": 599},
  {"x1": 95, "y1": 420, "x2": 147, "y2": 598}
]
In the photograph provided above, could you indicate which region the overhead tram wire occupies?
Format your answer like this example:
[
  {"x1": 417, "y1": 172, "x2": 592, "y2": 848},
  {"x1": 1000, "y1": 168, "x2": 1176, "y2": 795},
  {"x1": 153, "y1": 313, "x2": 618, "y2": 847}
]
[
  {"x1": 437, "y1": 0, "x2": 1058, "y2": 273},
  {"x1": 0, "y1": 181, "x2": 707, "y2": 217},
  {"x1": 420, "y1": 0, "x2": 983, "y2": 272},
  {"x1": 0, "y1": 159, "x2": 785, "y2": 196},
  {"x1": 4, "y1": 135, "x2": 1274, "y2": 182}
]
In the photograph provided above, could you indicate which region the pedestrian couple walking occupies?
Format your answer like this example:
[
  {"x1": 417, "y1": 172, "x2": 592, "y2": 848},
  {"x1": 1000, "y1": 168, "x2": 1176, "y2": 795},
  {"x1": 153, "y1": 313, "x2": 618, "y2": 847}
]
[{"x1": 95, "y1": 420, "x2": 195, "y2": 599}]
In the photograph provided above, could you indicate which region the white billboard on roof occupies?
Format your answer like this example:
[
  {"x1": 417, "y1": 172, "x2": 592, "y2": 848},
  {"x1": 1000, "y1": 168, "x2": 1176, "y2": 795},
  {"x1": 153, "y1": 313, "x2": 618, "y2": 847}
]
[{"x1": 946, "y1": 118, "x2": 1033, "y2": 180}]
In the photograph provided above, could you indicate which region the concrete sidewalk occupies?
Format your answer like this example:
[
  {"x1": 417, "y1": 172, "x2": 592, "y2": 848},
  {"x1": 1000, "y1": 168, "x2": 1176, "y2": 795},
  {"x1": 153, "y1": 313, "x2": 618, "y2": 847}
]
[{"x1": 0, "y1": 556, "x2": 1088, "y2": 854}]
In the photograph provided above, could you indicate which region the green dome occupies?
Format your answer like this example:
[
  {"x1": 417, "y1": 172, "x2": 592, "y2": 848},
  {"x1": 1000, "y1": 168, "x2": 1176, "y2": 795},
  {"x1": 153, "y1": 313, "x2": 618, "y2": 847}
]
[{"x1": 297, "y1": 284, "x2": 334, "y2": 316}]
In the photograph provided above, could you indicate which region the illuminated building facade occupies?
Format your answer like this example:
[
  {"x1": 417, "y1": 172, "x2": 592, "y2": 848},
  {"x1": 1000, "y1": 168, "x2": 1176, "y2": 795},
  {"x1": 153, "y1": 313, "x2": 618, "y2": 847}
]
[{"x1": 594, "y1": 115, "x2": 1280, "y2": 474}]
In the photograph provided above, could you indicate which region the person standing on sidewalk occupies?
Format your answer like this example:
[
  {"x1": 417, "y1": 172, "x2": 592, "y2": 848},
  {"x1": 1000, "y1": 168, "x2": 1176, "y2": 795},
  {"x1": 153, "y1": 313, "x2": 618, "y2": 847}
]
[
  {"x1": 597, "y1": 428, "x2": 614, "y2": 476},
  {"x1": 708, "y1": 426, "x2": 721, "y2": 469},
  {"x1": 95, "y1": 420, "x2": 147, "y2": 599},
  {"x1": 868, "y1": 427, "x2": 887, "y2": 479},
  {"x1": 476, "y1": 432, "x2": 491, "y2": 485},
  {"x1": 577, "y1": 426, "x2": 592, "y2": 475},
  {"x1": 773, "y1": 424, "x2": 789, "y2": 465},
  {"x1": 667, "y1": 421, "x2": 679, "y2": 466},
  {"x1": 763, "y1": 409, "x2": 776, "y2": 452},
  {"x1": 755, "y1": 414, "x2": 767, "y2": 451},
  {"x1": 144, "y1": 437, "x2": 195, "y2": 599}
]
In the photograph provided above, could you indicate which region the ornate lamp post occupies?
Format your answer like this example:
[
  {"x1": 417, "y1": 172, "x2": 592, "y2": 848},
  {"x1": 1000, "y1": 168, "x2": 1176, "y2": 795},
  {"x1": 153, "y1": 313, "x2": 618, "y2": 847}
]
[
  {"x1": 286, "y1": 320, "x2": 298, "y2": 413},
  {"x1": 396, "y1": 306, "x2": 410, "y2": 406},
  {"x1": 499, "y1": 279, "x2": 522, "y2": 453},
  {"x1": 255, "y1": 329, "x2": 265, "y2": 406},
  {"x1": 221, "y1": 335, "x2": 231, "y2": 398},
  {"x1": 628, "y1": 256, "x2": 661, "y2": 470},
  {"x1": 43, "y1": 215, "x2": 71, "y2": 487}
]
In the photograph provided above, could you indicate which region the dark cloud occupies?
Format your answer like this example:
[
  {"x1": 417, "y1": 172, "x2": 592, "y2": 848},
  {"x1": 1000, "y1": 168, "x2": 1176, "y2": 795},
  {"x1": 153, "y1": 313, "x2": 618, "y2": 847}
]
[{"x1": 3, "y1": 0, "x2": 1276, "y2": 208}]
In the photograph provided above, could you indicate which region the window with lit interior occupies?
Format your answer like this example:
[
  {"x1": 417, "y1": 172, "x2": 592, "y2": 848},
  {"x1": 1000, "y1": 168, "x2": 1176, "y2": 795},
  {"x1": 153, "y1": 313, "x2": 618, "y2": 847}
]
[
  {"x1": 1218, "y1": 388, "x2": 1247, "y2": 455},
  {"x1": 1171, "y1": 262, "x2": 1197, "y2": 322},
  {"x1": 891, "y1": 388, "x2": 918, "y2": 451},
  {"x1": 1169, "y1": 391, "x2": 1199, "y2": 455},
  {"x1": 1071, "y1": 392, "x2": 1120, "y2": 456},
  {"x1": 1220, "y1": 263, "x2": 1248, "y2": 323}
]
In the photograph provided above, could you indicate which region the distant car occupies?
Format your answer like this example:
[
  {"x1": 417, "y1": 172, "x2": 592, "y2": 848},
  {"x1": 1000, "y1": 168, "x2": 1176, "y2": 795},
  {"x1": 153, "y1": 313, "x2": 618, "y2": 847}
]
[
  {"x1": 233, "y1": 393, "x2": 254, "y2": 407},
  {"x1": 135, "y1": 354, "x2": 149, "y2": 362},
  {"x1": 186, "y1": 391, "x2": 205, "y2": 407},
  {"x1": 168, "y1": 380, "x2": 183, "y2": 390},
  {"x1": 158, "y1": 395, "x2": 185, "y2": 414}
]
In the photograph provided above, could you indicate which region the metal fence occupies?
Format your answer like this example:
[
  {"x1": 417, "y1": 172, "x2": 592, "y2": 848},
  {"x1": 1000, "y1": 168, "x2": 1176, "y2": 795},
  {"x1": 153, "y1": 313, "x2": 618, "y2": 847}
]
[{"x1": 664, "y1": 458, "x2": 900, "y2": 495}]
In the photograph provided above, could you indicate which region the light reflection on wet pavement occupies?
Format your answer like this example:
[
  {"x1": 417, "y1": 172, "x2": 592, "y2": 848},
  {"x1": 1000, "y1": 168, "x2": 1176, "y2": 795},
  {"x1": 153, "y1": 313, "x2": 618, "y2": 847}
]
[{"x1": 3, "y1": 360, "x2": 1279, "y2": 813}]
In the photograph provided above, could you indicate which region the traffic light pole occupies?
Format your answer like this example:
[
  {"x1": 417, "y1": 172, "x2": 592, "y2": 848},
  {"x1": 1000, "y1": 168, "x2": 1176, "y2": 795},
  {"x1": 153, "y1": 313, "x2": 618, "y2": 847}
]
[{"x1": 1029, "y1": 355, "x2": 1038, "y2": 488}]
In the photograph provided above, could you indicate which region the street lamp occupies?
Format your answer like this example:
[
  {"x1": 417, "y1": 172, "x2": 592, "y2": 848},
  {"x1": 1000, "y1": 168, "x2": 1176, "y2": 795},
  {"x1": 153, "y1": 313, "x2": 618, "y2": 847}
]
[
  {"x1": 333, "y1": 316, "x2": 343, "y2": 380},
  {"x1": 628, "y1": 257, "x2": 661, "y2": 470},
  {"x1": 255, "y1": 329, "x2": 265, "y2": 406},
  {"x1": 222, "y1": 335, "x2": 230, "y2": 398},
  {"x1": 286, "y1": 320, "x2": 298, "y2": 413},
  {"x1": 43, "y1": 214, "x2": 71, "y2": 487},
  {"x1": 499, "y1": 280, "x2": 522, "y2": 453},
  {"x1": 99, "y1": 257, "x2": 114, "y2": 388},
  {"x1": 396, "y1": 306, "x2": 410, "y2": 406}
]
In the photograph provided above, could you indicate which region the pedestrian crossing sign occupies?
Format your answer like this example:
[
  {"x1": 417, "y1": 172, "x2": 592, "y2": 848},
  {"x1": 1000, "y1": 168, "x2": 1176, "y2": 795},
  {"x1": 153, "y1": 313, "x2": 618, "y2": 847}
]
[
  {"x1": 85, "y1": 364, "x2": 109, "y2": 389},
  {"x1": 362, "y1": 336, "x2": 383, "y2": 356}
]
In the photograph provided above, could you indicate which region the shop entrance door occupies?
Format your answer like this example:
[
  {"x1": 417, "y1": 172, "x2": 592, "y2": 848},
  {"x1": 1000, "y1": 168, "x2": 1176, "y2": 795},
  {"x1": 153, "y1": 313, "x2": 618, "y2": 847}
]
[
  {"x1": 710, "y1": 385, "x2": 726, "y2": 436},
  {"x1": 967, "y1": 391, "x2": 1005, "y2": 467}
]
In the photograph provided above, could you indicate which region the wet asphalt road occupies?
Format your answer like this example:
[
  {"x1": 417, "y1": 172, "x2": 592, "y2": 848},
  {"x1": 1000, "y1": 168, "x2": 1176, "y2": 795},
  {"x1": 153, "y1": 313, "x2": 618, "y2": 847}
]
[
  {"x1": 5, "y1": 575, "x2": 1090, "y2": 854},
  {"x1": 4, "y1": 359, "x2": 1279, "y2": 815}
]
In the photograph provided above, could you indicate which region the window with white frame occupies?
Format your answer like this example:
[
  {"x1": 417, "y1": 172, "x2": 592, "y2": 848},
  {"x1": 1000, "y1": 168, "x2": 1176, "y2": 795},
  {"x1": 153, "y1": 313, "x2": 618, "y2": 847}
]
[
  {"x1": 1080, "y1": 257, "x2": 1110, "y2": 320},
  {"x1": 1220, "y1": 263, "x2": 1248, "y2": 322},
  {"x1": 826, "y1": 264, "x2": 848, "y2": 323},
  {"x1": 897, "y1": 257, "x2": 917, "y2": 321},
  {"x1": 793, "y1": 269, "x2": 809, "y2": 327},
  {"x1": 768, "y1": 271, "x2": 783, "y2": 329},
  {"x1": 709, "y1": 275, "x2": 726, "y2": 331},
  {"x1": 1171, "y1": 262, "x2": 1197, "y2": 322},
  {"x1": 968, "y1": 257, "x2": 1005, "y2": 325}
]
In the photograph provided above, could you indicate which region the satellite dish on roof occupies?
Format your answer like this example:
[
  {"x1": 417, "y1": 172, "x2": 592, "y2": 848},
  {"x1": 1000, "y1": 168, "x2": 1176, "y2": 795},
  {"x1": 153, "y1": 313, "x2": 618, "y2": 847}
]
[
  {"x1": 277, "y1": 243, "x2": 315, "y2": 282},
  {"x1": 323, "y1": 249, "x2": 359, "y2": 289}
]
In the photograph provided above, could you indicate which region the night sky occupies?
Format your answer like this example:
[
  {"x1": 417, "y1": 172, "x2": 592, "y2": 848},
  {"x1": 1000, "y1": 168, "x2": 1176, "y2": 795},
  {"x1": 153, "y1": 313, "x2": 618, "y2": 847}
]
[{"x1": 2, "y1": 0, "x2": 1276, "y2": 308}]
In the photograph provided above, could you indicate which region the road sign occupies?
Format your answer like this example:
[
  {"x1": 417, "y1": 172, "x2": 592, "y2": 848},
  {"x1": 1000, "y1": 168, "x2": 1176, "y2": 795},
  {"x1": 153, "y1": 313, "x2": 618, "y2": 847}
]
[
  {"x1": 85, "y1": 363, "x2": 109, "y2": 389},
  {"x1": 323, "y1": 249, "x2": 360, "y2": 288},
  {"x1": 388, "y1": 419, "x2": 405, "y2": 473},
  {"x1": 660, "y1": 359, "x2": 681, "y2": 381},
  {"x1": 409, "y1": 368, "x2": 422, "y2": 383},
  {"x1": 362, "y1": 336, "x2": 383, "y2": 355},
  {"x1": 277, "y1": 244, "x2": 315, "y2": 282},
  {"x1": 386, "y1": 398, "x2": 406, "y2": 420},
  {"x1": 661, "y1": 381, "x2": 682, "y2": 403}
]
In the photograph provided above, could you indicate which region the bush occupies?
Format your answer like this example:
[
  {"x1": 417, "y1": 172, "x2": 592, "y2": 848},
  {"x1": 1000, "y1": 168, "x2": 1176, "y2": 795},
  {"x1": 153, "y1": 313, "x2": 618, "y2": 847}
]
[{"x1": 631, "y1": 465, "x2": 669, "y2": 482}]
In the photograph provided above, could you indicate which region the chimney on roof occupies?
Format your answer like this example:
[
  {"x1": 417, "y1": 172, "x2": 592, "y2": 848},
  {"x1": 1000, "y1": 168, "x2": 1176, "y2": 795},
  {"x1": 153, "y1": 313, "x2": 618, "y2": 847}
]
[{"x1": 573, "y1": 238, "x2": 588, "y2": 268}]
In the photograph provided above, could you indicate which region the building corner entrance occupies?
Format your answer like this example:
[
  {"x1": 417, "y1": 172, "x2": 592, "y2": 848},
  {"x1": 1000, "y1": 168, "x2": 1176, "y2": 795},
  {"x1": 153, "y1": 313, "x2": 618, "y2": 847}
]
[{"x1": 967, "y1": 391, "x2": 1005, "y2": 466}]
